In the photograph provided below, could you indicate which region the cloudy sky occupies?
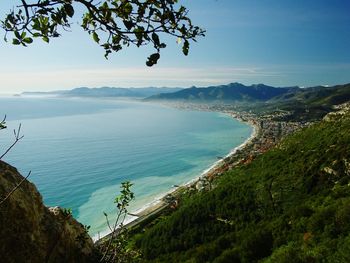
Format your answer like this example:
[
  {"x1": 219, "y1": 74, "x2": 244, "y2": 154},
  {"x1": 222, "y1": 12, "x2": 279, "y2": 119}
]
[{"x1": 0, "y1": 0, "x2": 349, "y2": 93}]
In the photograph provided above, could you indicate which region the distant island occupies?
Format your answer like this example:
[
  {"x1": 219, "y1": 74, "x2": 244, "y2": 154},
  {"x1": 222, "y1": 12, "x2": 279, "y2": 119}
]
[{"x1": 21, "y1": 86, "x2": 183, "y2": 98}]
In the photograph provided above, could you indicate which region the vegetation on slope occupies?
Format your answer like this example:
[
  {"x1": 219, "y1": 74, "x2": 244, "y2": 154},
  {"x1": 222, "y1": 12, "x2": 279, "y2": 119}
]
[
  {"x1": 0, "y1": 161, "x2": 97, "y2": 263},
  {"x1": 146, "y1": 83, "x2": 297, "y2": 101},
  {"x1": 273, "y1": 84, "x2": 350, "y2": 106},
  {"x1": 253, "y1": 83, "x2": 350, "y2": 121},
  {"x1": 134, "y1": 109, "x2": 350, "y2": 262}
]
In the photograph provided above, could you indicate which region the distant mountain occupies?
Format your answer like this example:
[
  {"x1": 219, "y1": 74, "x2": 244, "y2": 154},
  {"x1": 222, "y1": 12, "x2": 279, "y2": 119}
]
[
  {"x1": 22, "y1": 87, "x2": 183, "y2": 98},
  {"x1": 146, "y1": 83, "x2": 299, "y2": 102}
]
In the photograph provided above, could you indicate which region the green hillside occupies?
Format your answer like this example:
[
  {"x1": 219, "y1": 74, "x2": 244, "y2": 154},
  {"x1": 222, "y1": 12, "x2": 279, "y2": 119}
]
[
  {"x1": 272, "y1": 84, "x2": 350, "y2": 106},
  {"x1": 133, "y1": 108, "x2": 350, "y2": 262},
  {"x1": 146, "y1": 83, "x2": 297, "y2": 102},
  {"x1": 252, "y1": 83, "x2": 350, "y2": 121}
]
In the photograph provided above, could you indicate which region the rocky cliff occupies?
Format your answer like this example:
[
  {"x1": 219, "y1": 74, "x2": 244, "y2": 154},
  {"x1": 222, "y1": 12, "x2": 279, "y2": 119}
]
[{"x1": 0, "y1": 160, "x2": 97, "y2": 263}]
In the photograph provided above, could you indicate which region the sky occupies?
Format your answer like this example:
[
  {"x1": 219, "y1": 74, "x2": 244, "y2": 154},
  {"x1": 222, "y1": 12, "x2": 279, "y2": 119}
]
[{"x1": 0, "y1": 0, "x2": 349, "y2": 93}]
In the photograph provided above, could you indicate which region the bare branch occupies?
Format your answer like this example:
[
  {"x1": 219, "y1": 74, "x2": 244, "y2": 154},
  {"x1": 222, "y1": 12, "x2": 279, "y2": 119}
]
[
  {"x1": 100, "y1": 208, "x2": 124, "y2": 262},
  {"x1": 103, "y1": 212, "x2": 113, "y2": 232},
  {"x1": 0, "y1": 123, "x2": 24, "y2": 160},
  {"x1": 100, "y1": 181, "x2": 135, "y2": 262}
]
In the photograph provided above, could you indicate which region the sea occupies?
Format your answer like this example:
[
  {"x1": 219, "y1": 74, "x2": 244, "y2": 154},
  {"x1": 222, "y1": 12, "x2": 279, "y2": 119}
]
[{"x1": 0, "y1": 96, "x2": 252, "y2": 238}]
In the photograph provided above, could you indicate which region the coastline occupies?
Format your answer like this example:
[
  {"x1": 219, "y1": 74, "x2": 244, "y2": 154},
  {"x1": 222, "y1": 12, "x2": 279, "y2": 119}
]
[
  {"x1": 95, "y1": 113, "x2": 259, "y2": 243},
  {"x1": 183, "y1": 115, "x2": 257, "y2": 186}
]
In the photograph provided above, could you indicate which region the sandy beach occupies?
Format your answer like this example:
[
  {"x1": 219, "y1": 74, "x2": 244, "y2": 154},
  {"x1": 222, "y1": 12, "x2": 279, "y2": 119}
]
[{"x1": 95, "y1": 113, "x2": 260, "y2": 243}]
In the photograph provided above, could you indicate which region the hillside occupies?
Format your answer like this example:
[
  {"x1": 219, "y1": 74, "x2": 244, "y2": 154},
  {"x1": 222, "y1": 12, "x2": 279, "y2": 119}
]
[
  {"x1": 146, "y1": 83, "x2": 350, "y2": 122},
  {"x1": 272, "y1": 83, "x2": 350, "y2": 105},
  {"x1": 0, "y1": 161, "x2": 97, "y2": 262},
  {"x1": 246, "y1": 83, "x2": 350, "y2": 122},
  {"x1": 133, "y1": 106, "x2": 350, "y2": 262},
  {"x1": 146, "y1": 83, "x2": 298, "y2": 102}
]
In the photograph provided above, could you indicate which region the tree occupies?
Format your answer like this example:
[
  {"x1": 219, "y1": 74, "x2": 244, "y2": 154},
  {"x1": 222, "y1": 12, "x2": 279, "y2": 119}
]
[
  {"x1": 0, "y1": 117, "x2": 31, "y2": 207},
  {"x1": 99, "y1": 181, "x2": 140, "y2": 262},
  {"x1": 1, "y1": 0, "x2": 205, "y2": 66}
]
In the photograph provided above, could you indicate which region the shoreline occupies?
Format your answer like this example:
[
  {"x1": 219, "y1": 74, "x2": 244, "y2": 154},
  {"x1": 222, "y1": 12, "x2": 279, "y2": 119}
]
[
  {"x1": 183, "y1": 115, "x2": 257, "y2": 186},
  {"x1": 94, "y1": 113, "x2": 259, "y2": 243}
]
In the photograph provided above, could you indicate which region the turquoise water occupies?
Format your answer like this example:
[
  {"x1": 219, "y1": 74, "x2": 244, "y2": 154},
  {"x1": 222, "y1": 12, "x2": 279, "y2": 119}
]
[{"x1": 0, "y1": 97, "x2": 252, "y2": 237}]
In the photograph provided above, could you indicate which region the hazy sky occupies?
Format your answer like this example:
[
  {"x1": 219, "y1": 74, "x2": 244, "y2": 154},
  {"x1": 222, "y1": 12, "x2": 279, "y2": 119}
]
[{"x1": 0, "y1": 0, "x2": 349, "y2": 93}]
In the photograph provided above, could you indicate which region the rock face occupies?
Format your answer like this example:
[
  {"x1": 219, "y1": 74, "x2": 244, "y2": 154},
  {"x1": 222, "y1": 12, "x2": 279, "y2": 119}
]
[{"x1": 0, "y1": 161, "x2": 97, "y2": 263}]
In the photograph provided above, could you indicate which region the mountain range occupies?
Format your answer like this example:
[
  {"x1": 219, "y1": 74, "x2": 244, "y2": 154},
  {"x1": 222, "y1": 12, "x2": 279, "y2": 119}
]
[
  {"x1": 21, "y1": 83, "x2": 350, "y2": 109},
  {"x1": 146, "y1": 83, "x2": 300, "y2": 101},
  {"x1": 146, "y1": 82, "x2": 350, "y2": 121}
]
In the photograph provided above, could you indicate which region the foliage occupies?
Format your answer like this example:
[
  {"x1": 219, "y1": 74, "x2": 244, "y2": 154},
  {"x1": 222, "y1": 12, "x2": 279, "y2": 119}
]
[
  {"x1": 133, "y1": 112, "x2": 350, "y2": 262},
  {"x1": 62, "y1": 207, "x2": 73, "y2": 217},
  {"x1": 147, "y1": 82, "x2": 350, "y2": 122},
  {"x1": 99, "y1": 181, "x2": 141, "y2": 263},
  {"x1": 253, "y1": 83, "x2": 350, "y2": 121},
  {"x1": 1, "y1": 0, "x2": 205, "y2": 65},
  {"x1": 147, "y1": 83, "x2": 295, "y2": 101},
  {"x1": 0, "y1": 116, "x2": 6, "y2": 130}
]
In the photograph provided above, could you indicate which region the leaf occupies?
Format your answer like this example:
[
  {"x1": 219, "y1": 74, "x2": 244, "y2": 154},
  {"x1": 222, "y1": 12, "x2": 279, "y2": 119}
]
[
  {"x1": 32, "y1": 19, "x2": 41, "y2": 31},
  {"x1": 149, "y1": 53, "x2": 160, "y2": 61},
  {"x1": 14, "y1": 31, "x2": 21, "y2": 39},
  {"x1": 37, "y1": 9, "x2": 48, "y2": 15},
  {"x1": 182, "y1": 40, "x2": 189, "y2": 56},
  {"x1": 42, "y1": 36, "x2": 49, "y2": 43},
  {"x1": 64, "y1": 4, "x2": 75, "y2": 18},
  {"x1": 12, "y1": 39, "x2": 20, "y2": 45},
  {"x1": 133, "y1": 27, "x2": 145, "y2": 46},
  {"x1": 152, "y1": 33, "x2": 160, "y2": 46},
  {"x1": 123, "y1": 20, "x2": 134, "y2": 30},
  {"x1": 111, "y1": 44, "x2": 122, "y2": 51},
  {"x1": 146, "y1": 52, "x2": 160, "y2": 67},
  {"x1": 104, "y1": 50, "x2": 112, "y2": 59},
  {"x1": 92, "y1": 32, "x2": 100, "y2": 43},
  {"x1": 22, "y1": 37, "x2": 33, "y2": 44},
  {"x1": 123, "y1": 2, "x2": 133, "y2": 16}
]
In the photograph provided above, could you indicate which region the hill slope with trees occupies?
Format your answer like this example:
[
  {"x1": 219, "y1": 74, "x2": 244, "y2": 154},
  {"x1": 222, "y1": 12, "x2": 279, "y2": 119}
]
[
  {"x1": 147, "y1": 83, "x2": 350, "y2": 105},
  {"x1": 146, "y1": 83, "x2": 299, "y2": 101},
  {"x1": 134, "y1": 106, "x2": 350, "y2": 262},
  {"x1": 260, "y1": 83, "x2": 350, "y2": 121}
]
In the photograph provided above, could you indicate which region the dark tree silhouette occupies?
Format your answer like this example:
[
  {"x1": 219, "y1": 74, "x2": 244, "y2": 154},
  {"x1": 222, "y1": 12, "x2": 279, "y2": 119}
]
[{"x1": 1, "y1": 0, "x2": 205, "y2": 66}]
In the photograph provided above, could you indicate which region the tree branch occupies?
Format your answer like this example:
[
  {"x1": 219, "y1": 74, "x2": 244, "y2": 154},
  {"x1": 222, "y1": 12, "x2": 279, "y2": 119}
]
[
  {"x1": 0, "y1": 123, "x2": 24, "y2": 160},
  {"x1": 1, "y1": 0, "x2": 205, "y2": 65}
]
